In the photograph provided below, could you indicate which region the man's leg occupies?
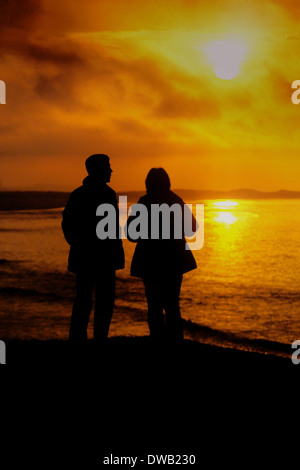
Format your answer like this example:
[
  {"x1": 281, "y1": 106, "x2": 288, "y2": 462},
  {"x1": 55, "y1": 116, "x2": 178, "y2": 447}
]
[
  {"x1": 143, "y1": 275, "x2": 165, "y2": 341},
  {"x1": 94, "y1": 269, "x2": 116, "y2": 342},
  {"x1": 69, "y1": 273, "x2": 94, "y2": 341},
  {"x1": 164, "y1": 274, "x2": 183, "y2": 343}
]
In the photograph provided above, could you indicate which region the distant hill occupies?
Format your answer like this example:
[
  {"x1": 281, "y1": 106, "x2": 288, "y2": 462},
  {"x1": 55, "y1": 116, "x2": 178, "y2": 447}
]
[
  {"x1": 0, "y1": 191, "x2": 70, "y2": 211},
  {"x1": 123, "y1": 188, "x2": 300, "y2": 202},
  {"x1": 172, "y1": 188, "x2": 300, "y2": 201},
  {"x1": 0, "y1": 188, "x2": 299, "y2": 210}
]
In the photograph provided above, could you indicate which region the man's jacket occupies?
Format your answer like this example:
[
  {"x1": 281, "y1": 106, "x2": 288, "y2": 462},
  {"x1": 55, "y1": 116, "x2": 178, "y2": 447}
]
[{"x1": 62, "y1": 176, "x2": 124, "y2": 274}]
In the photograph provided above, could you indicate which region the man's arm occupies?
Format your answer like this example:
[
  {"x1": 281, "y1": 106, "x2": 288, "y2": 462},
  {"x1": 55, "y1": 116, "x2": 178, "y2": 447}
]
[{"x1": 61, "y1": 193, "x2": 76, "y2": 245}]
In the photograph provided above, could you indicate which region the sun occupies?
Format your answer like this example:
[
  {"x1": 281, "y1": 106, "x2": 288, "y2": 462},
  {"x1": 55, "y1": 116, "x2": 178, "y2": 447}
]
[{"x1": 202, "y1": 39, "x2": 248, "y2": 80}]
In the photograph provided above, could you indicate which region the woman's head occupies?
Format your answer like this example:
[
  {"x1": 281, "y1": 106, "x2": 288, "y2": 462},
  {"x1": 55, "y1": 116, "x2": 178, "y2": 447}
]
[{"x1": 145, "y1": 168, "x2": 171, "y2": 195}]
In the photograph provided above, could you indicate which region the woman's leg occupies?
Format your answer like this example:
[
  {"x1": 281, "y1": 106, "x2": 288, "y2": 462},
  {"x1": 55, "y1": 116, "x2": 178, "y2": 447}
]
[
  {"x1": 164, "y1": 273, "x2": 183, "y2": 343},
  {"x1": 143, "y1": 275, "x2": 165, "y2": 341}
]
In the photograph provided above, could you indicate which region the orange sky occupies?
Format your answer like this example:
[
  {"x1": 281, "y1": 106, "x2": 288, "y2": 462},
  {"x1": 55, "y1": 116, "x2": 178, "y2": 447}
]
[{"x1": 1, "y1": 0, "x2": 300, "y2": 191}]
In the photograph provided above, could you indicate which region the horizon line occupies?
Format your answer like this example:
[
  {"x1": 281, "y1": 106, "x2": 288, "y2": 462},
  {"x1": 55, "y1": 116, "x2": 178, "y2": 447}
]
[{"x1": 1, "y1": 187, "x2": 300, "y2": 194}]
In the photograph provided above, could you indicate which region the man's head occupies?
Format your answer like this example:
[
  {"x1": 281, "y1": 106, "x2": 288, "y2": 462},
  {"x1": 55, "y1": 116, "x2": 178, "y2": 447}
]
[{"x1": 85, "y1": 154, "x2": 112, "y2": 183}]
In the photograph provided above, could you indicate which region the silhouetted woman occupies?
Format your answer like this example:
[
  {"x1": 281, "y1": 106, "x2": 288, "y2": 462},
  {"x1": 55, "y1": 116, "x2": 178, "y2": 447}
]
[{"x1": 127, "y1": 168, "x2": 197, "y2": 343}]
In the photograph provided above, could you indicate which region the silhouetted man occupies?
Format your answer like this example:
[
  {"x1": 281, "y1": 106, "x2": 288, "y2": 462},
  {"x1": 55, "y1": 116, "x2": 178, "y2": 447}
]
[{"x1": 62, "y1": 154, "x2": 124, "y2": 342}]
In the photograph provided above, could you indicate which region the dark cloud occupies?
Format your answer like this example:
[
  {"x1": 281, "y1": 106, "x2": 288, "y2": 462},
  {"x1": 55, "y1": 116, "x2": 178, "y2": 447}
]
[
  {"x1": 114, "y1": 119, "x2": 165, "y2": 137},
  {"x1": 0, "y1": 1, "x2": 218, "y2": 117},
  {"x1": 268, "y1": 68, "x2": 295, "y2": 106},
  {"x1": 0, "y1": 0, "x2": 42, "y2": 29},
  {"x1": 24, "y1": 43, "x2": 83, "y2": 66},
  {"x1": 270, "y1": 0, "x2": 300, "y2": 17},
  {"x1": 155, "y1": 89, "x2": 220, "y2": 120},
  {"x1": 33, "y1": 72, "x2": 76, "y2": 103},
  {"x1": 0, "y1": 121, "x2": 212, "y2": 160},
  {"x1": 106, "y1": 55, "x2": 220, "y2": 120},
  {"x1": 1, "y1": 0, "x2": 298, "y2": 192},
  {"x1": 25, "y1": 42, "x2": 87, "y2": 104}
]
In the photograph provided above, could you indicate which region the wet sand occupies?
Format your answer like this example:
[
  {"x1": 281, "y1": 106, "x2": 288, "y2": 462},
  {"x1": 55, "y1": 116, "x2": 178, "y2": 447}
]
[{"x1": 5, "y1": 336, "x2": 292, "y2": 371}]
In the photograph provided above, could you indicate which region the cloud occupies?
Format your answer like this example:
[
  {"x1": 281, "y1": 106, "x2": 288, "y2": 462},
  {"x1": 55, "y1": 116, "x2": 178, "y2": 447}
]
[
  {"x1": 270, "y1": 0, "x2": 300, "y2": 18},
  {"x1": 155, "y1": 88, "x2": 220, "y2": 120},
  {"x1": 1, "y1": 0, "x2": 300, "y2": 191},
  {"x1": 0, "y1": 0, "x2": 42, "y2": 29},
  {"x1": 24, "y1": 43, "x2": 83, "y2": 66},
  {"x1": 113, "y1": 119, "x2": 166, "y2": 138}
]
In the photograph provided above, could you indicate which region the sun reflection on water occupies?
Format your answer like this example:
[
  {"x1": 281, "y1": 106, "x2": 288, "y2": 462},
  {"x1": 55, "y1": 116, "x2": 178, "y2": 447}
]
[
  {"x1": 212, "y1": 200, "x2": 239, "y2": 225},
  {"x1": 214, "y1": 212, "x2": 238, "y2": 225},
  {"x1": 213, "y1": 200, "x2": 239, "y2": 208}
]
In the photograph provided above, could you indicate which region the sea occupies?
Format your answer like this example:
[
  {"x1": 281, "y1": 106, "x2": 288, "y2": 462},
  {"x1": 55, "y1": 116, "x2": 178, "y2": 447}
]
[{"x1": 1, "y1": 198, "x2": 300, "y2": 358}]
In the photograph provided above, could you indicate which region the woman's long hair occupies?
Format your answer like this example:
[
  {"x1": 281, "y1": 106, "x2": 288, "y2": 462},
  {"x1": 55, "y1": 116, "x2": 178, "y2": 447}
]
[{"x1": 145, "y1": 168, "x2": 171, "y2": 196}]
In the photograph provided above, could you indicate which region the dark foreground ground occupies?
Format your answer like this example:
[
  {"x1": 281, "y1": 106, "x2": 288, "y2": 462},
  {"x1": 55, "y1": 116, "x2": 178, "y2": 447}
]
[
  {"x1": 5, "y1": 335, "x2": 293, "y2": 370},
  {"x1": 2, "y1": 337, "x2": 297, "y2": 467}
]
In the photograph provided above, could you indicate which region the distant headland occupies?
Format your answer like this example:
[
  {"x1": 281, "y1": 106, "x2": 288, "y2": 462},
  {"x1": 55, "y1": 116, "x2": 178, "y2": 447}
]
[{"x1": 0, "y1": 188, "x2": 299, "y2": 211}]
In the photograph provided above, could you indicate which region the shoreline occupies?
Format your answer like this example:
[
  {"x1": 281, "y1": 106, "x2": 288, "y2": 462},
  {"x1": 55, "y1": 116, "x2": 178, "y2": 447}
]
[{"x1": 4, "y1": 336, "x2": 293, "y2": 370}]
